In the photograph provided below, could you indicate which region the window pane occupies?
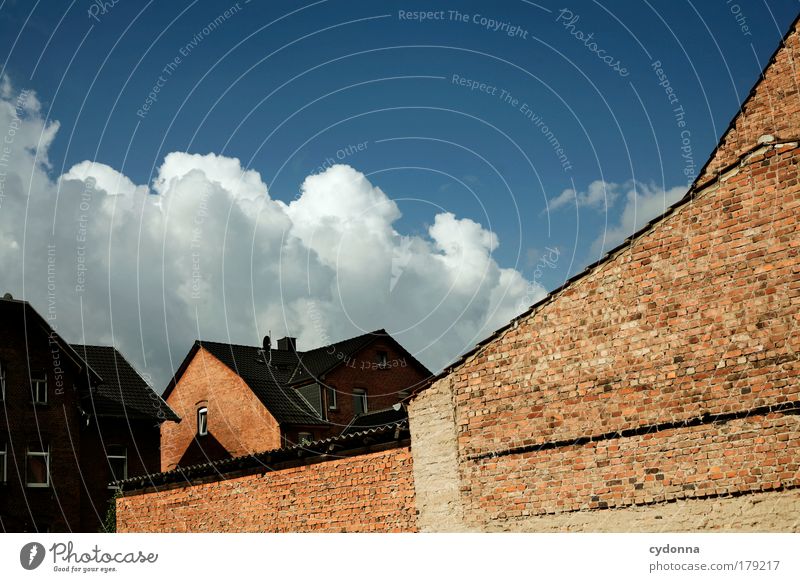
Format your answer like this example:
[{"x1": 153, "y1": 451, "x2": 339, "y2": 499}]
[
  {"x1": 327, "y1": 386, "x2": 337, "y2": 409},
  {"x1": 197, "y1": 408, "x2": 207, "y2": 435},
  {"x1": 27, "y1": 453, "x2": 48, "y2": 485},
  {"x1": 353, "y1": 390, "x2": 366, "y2": 415},
  {"x1": 33, "y1": 380, "x2": 47, "y2": 403},
  {"x1": 109, "y1": 456, "x2": 127, "y2": 482},
  {"x1": 0, "y1": 361, "x2": 6, "y2": 400}
]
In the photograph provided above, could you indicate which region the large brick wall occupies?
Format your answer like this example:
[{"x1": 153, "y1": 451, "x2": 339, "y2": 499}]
[
  {"x1": 410, "y1": 140, "x2": 800, "y2": 531},
  {"x1": 409, "y1": 19, "x2": 800, "y2": 531},
  {"x1": 117, "y1": 446, "x2": 416, "y2": 532}
]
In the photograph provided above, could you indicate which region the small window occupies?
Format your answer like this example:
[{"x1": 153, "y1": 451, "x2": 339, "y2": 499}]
[
  {"x1": 0, "y1": 361, "x2": 6, "y2": 401},
  {"x1": 197, "y1": 407, "x2": 208, "y2": 436},
  {"x1": 353, "y1": 388, "x2": 368, "y2": 415},
  {"x1": 0, "y1": 442, "x2": 6, "y2": 483},
  {"x1": 32, "y1": 377, "x2": 47, "y2": 404},
  {"x1": 327, "y1": 385, "x2": 337, "y2": 410},
  {"x1": 26, "y1": 445, "x2": 49, "y2": 487},
  {"x1": 377, "y1": 351, "x2": 388, "y2": 369},
  {"x1": 298, "y1": 432, "x2": 313, "y2": 445},
  {"x1": 107, "y1": 445, "x2": 127, "y2": 487}
]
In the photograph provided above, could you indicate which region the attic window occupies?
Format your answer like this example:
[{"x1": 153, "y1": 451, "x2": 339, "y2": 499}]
[
  {"x1": 197, "y1": 407, "x2": 208, "y2": 436},
  {"x1": 377, "y1": 351, "x2": 388, "y2": 369}
]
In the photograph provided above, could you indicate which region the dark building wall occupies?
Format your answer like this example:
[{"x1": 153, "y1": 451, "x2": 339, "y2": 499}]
[
  {"x1": 78, "y1": 417, "x2": 161, "y2": 532},
  {"x1": 0, "y1": 306, "x2": 85, "y2": 532}
]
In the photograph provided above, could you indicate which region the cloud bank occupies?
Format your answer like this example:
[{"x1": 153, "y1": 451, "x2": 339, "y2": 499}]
[{"x1": 0, "y1": 78, "x2": 545, "y2": 388}]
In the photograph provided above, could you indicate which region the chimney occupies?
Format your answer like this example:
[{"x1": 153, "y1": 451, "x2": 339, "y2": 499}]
[{"x1": 277, "y1": 337, "x2": 297, "y2": 352}]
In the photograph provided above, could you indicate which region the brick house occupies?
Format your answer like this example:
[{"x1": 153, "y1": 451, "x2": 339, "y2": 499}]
[
  {"x1": 0, "y1": 294, "x2": 178, "y2": 532},
  {"x1": 160, "y1": 330, "x2": 430, "y2": 470}
]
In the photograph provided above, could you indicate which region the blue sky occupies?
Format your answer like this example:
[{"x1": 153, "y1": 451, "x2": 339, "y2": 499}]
[{"x1": 0, "y1": 1, "x2": 798, "y2": 383}]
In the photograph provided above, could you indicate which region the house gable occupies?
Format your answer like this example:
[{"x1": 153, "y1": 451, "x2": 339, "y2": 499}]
[{"x1": 160, "y1": 346, "x2": 282, "y2": 471}]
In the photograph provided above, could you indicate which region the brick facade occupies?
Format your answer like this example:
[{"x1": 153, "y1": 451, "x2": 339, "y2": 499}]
[
  {"x1": 79, "y1": 418, "x2": 161, "y2": 531},
  {"x1": 117, "y1": 446, "x2": 416, "y2": 532}
]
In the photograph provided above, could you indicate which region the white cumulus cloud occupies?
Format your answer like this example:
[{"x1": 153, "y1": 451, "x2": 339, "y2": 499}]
[{"x1": 0, "y1": 76, "x2": 546, "y2": 388}]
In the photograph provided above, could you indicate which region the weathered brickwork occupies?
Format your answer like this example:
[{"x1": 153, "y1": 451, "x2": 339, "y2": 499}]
[
  {"x1": 408, "y1": 377, "x2": 466, "y2": 531},
  {"x1": 699, "y1": 19, "x2": 800, "y2": 184},
  {"x1": 409, "y1": 20, "x2": 800, "y2": 531},
  {"x1": 470, "y1": 412, "x2": 800, "y2": 523},
  {"x1": 482, "y1": 489, "x2": 800, "y2": 532},
  {"x1": 117, "y1": 447, "x2": 416, "y2": 532}
]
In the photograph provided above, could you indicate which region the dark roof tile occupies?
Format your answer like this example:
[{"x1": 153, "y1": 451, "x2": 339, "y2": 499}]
[{"x1": 71, "y1": 344, "x2": 179, "y2": 422}]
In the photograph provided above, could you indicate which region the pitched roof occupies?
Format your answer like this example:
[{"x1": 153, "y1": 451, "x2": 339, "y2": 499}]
[
  {"x1": 71, "y1": 344, "x2": 179, "y2": 422},
  {"x1": 167, "y1": 328, "x2": 429, "y2": 426},
  {"x1": 288, "y1": 330, "x2": 384, "y2": 384},
  {"x1": 195, "y1": 340, "x2": 323, "y2": 425},
  {"x1": 0, "y1": 295, "x2": 102, "y2": 384}
]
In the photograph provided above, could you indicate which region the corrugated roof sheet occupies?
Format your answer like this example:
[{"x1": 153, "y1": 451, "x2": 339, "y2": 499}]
[{"x1": 114, "y1": 420, "x2": 409, "y2": 490}]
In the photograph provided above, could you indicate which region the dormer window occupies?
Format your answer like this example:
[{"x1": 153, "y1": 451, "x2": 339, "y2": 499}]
[{"x1": 197, "y1": 407, "x2": 208, "y2": 436}]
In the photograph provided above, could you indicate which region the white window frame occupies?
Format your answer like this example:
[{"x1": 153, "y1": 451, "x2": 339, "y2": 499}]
[
  {"x1": 327, "y1": 385, "x2": 337, "y2": 410},
  {"x1": 106, "y1": 445, "x2": 127, "y2": 488},
  {"x1": 297, "y1": 432, "x2": 313, "y2": 445},
  {"x1": 0, "y1": 361, "x2": 6, "y2": 401},
  {"x1": 32, "y1": 377, "x2": 47, "y2": 404},
  {"x1": 26, "y1": 445, "x2": 50, "y2": 488},
  {"x1": 197, "y1": 407, "x2": 208, "y2": 436},
  {"x1": 0, "y1": 442, "x2": 6, "y2": 483},
  {"x1": 353, "y1": 388, "x2": 368, "y2": 415}
]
